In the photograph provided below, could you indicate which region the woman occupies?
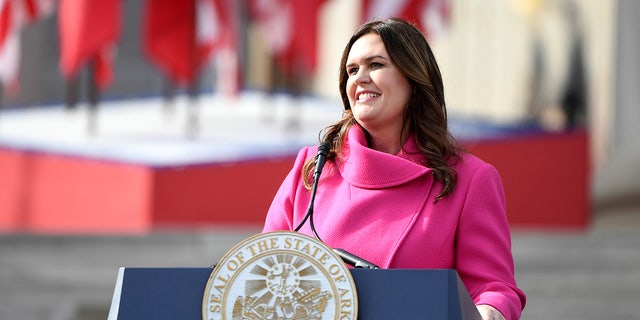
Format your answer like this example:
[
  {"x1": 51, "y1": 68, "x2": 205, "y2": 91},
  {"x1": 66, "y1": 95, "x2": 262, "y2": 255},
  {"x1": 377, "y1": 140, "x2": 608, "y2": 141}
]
[{"x1": 262, "y1": 18, "x2": 526, "y2": 320}]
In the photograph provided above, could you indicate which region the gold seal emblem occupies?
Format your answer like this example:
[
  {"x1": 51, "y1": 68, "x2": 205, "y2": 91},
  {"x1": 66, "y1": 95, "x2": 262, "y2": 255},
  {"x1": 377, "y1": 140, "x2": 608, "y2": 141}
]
[{"x1": 203, "y1": 231, "x2": 358, "y2": 320}]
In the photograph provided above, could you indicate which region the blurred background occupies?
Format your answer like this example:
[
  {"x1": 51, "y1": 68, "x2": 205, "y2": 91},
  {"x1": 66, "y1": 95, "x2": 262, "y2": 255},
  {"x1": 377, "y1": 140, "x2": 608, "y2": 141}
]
[{"x1": 0, "y1": 0, "x2": 638, "y2": 319}]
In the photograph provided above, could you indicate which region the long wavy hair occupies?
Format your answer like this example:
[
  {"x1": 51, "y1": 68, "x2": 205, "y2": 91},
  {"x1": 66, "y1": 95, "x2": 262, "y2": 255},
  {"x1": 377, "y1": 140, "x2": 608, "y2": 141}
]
[{"x1": 303, "y1": 18, "x2": 461, "y2": 200}]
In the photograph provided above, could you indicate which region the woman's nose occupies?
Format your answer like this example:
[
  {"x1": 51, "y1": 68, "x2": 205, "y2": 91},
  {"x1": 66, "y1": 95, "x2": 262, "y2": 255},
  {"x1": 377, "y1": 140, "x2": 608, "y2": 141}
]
[{"x1": 354, "y1": 69, "x2": 370, "y2": 84}]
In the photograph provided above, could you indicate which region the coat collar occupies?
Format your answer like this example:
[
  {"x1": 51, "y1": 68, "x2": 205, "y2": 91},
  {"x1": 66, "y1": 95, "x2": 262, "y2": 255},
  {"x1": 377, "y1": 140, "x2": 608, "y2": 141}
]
[{"x1": 339, "y1": 125, "x2": 431, "y2": 188}]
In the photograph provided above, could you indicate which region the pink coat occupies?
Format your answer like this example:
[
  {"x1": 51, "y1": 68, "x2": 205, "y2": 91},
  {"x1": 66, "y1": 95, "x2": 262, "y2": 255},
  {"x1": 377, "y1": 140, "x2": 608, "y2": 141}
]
[{"x1": 263, "y1": 125, "x2": 526, "y2": 320}]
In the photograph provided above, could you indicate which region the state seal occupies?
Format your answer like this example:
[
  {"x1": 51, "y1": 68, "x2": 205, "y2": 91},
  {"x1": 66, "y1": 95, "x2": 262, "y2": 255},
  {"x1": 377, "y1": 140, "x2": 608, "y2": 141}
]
[{"x1": 203, "y1": 231, "x2": 358, "y2": 320}]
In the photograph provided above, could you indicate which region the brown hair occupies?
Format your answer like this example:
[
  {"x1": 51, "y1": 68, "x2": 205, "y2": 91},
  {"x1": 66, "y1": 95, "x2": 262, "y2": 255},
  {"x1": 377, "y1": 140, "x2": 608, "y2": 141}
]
[{"x1": 304, "y1": 18, "x2": 461, "y2": 200}]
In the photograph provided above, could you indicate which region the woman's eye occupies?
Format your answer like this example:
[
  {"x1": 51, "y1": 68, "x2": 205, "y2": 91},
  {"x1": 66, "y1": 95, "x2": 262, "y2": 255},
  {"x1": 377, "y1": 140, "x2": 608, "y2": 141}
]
[
  {"x1": 347, "y1": 67, "x2": 358, "y2": 75},
  {"x1": 371, "y1": 62, "x2": 383, "y2": 69}
]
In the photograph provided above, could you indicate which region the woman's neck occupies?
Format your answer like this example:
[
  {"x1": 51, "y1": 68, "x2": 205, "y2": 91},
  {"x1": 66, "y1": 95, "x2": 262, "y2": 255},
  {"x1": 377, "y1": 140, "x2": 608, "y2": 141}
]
[{"x1": 365, "y1": 126, "x2": 410, "y2": 155}]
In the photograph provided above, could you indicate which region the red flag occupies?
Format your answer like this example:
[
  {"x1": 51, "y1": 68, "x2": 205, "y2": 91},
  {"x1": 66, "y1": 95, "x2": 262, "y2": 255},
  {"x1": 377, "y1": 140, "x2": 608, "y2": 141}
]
[
  {"x1": 198, "y1": 0, "x2": 241, "y2": 95},
  {"x1": 289, "y1": 0, "x2": 326, "y2": 74},
  {"x1": 144, "y1": 0, "x2": 204, "y2": 87},
  {"x1": 421, "y1": 0, "x2": 451, "y2": 40},
  {"x1": 0, "y1": 0, "x2": 53, "y2": 95},
  {"x1": 248, "y1": 0, "x2": 291, "y2": 58},
  {"x1": 58, "y1": 0, "x2": 121, "y2": 90},
  {"x1": 0, "y1": 0, "x2": 17, "y2": 91},
  {"x1": 249, "y1": 0, "x2": 326, "y2": 77},
  {"x1": 197, "y1": 0, "x2": 229, "y2": 60},
  {"x1": 362, "y1": 0, "x2": 450, "y2": 40}
]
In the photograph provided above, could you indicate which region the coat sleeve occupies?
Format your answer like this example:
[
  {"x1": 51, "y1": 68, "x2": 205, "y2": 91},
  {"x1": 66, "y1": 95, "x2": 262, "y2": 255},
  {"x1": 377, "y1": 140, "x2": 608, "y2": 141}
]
[
  {"x1": 262, "y1": 147, "x2": 312, "y2": 232},
  {"x1": 455, "y1": 162, "x2": 527, "y2": 320}
]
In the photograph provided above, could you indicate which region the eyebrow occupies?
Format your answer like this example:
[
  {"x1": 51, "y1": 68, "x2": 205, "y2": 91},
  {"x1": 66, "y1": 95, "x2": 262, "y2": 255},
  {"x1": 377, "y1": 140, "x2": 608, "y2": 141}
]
[{"x1": 345, "y1": 55, "x2": 389, "y2": 68}]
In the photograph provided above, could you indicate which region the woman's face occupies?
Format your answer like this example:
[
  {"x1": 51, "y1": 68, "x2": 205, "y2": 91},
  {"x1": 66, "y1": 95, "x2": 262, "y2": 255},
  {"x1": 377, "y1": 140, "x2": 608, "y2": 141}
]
[{"x1": 345, "y1": 33, "x2": 411, "y2": 136}]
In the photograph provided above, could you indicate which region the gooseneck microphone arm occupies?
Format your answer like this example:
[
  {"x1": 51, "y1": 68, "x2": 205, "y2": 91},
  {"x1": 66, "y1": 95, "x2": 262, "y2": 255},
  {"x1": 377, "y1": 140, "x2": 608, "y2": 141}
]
[
  {"x1": 293, "y1": 142, "x2": 379, "y2": 269},
  {"x1": 293, "y1": 142, "x2": 330, "y2": 239}
]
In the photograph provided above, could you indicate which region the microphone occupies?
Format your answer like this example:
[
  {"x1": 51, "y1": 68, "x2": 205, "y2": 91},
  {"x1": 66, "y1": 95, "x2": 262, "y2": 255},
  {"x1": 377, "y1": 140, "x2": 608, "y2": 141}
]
[
  {"x1": 314, "y1": 142, "x2": 330, "y2": 178},
  {"x1": 294, "y1": 142, "x2": 331, "y2": 236},
  {"x1": 294, "y1": 142, "x2": 380, "y2": 269}
]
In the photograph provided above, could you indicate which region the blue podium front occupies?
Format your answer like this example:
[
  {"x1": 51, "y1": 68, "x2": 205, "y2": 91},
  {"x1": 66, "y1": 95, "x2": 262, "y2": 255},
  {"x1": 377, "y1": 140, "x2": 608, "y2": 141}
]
[{"x1": 108, "y1": 267, "x2": 481, "y2": 320}]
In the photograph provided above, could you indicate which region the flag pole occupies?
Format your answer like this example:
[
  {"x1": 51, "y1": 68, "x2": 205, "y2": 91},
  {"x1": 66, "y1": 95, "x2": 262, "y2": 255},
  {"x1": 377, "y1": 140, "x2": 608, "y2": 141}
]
[
  {"x1": 65, "y1": 74, "x2": 79, "y2": 112},
  {"x1": 0, "y1": 85, "x2": 3, "y2": 132},
  {"x1": 186, "y1": 71, "x2": 200, "y2": 140},
  {"x1": 162, "y1": 77, "x2": 175, "y2": 119},
  {"x1": 87, "y1": 57, "x2": 100, "y2": 136}
]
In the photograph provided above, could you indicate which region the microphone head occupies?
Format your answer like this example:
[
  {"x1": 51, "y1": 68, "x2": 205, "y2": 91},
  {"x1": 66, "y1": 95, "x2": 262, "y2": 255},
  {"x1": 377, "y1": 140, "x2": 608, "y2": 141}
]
[
  {"x1": 313, "y1": 142, "x2": 331, "y2": 178},
  {"x1": 318, "y1": 142, "x2": 330, "y2": 156}
]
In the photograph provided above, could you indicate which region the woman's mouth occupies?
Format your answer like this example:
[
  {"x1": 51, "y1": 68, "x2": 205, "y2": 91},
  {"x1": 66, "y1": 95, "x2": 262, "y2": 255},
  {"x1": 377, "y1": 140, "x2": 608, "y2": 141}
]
[{"x1": 357, "y1": 92, "x2": 380, "y2": 102}]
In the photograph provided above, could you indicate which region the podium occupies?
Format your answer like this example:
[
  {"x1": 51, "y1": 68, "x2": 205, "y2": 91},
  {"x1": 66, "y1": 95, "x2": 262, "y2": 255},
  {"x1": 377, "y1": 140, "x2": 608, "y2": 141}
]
[{"x1": 108, "y1": 267, "x2": 481, "y2": 319}]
